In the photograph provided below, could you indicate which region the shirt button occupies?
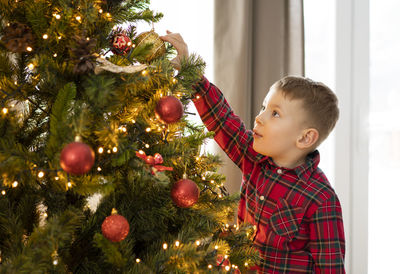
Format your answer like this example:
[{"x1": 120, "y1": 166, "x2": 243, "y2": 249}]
[
  {"x1": 260, "y1": 195, "x2": 265, "y2": 201},
  {"x1": 277, "y1": 168, "x2": 283, "y2": 174}
]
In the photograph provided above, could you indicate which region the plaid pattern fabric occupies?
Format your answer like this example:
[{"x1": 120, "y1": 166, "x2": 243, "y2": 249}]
[{"x1": 192, "y1": 77, "x2": 345, "y2": 273}]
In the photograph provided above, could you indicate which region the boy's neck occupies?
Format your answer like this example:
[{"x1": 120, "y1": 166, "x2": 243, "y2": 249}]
[{"x1": 271, "y1": 153, "x2": 308, "y2": 169}]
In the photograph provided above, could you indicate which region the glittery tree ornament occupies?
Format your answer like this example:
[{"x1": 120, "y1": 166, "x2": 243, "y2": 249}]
[
  {"x1": 171, "y1": 176, "x2": 200, "y2": 208},
  {"x1": 216, "y1": 254, "x2": 231, "y2": 269},
  {"x1": 155, "y1": 96, "x2": 184, "y2": 124},
  {"x1": 134, "y1": 30, "x2": 166, "y2": 63},
  {"x1": 101, "y1": 208, "x2": 130, "y2": 242},
  {"x1": 60, "y1": 136, "x2": 95, "y2": 175},
  {"x1": 110, "y1": 33, "x2": 132, "y2": 55}
]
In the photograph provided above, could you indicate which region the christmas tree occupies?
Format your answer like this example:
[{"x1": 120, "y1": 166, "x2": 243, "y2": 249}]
[{"x1": 0, "y1": 0, "x2": 258, "y2": 273}]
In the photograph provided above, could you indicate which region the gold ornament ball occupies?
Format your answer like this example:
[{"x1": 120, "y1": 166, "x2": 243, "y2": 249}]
[{"x1": 135, "y1": 30, "x2": 166, "y2": 62}]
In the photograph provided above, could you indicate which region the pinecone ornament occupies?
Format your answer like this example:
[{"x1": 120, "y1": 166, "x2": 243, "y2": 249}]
[
  {"x1": 1, "y1": 22, "x2": 34, "y2": 53},
  {"x1": 69, "y1": 35, "x2": 97, "y2": 74}
]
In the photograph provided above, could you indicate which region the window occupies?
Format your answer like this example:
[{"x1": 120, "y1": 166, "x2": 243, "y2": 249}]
[
  {"x1": 304, "y1": 0, "x2": 336, "y2": 185},
  {"x1": 368, "y1": 0, "x2": 400, "y2": 272}
]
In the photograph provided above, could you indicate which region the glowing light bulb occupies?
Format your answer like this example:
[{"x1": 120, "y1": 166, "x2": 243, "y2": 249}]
[
  {"x1": 245, "y1": 262, "x2": 249, "y2": 267},
  {"x1": 76, "y1": 16, "x2": 81, "y2": 21},
  {"x1": 53, "y1": 259, "x2": 58, "y2": 265},
  {"x1": 112, "y1": 147, "x2": 118, "y2": 153},
  {"x1": 27, "y1": 63, "x2": 34, "y2": 70},
  {"x1": 1, "y1": 190, "x2": 6, "y2": 195},
  {"x1": 54, "y1": 176, "x2": 59, "y2": 181},
  {"x1": 54, "y1": 14, "x2": 61, "y2": 19},
  {"x1": 214, "y1": 245, "x2": 219, "y2": 250},
  {"x1": 42, "y1": 34, "x2": 48, "y2": 39},
  {"x1": 132, "y1": 119, "x2": 136, "y2": 124},
  {"x1": 163, "y1": 243, "x2": 168, "y2": 249},
  {"x1": 98, "y1": 9, "x2": 103, "y2": 13},
  {"x1": 208, "y1": 264, "x2": 212, "y2": 269},
  {"x1": 67, "y1": 182, "x2": 72, "y2": 188},
  {"x1": 145, "y1": 127, "x2": 151, "y2": 132},
  {"x1": 136, "y1": 258, "x2": 141, "y2": 263},
  {"x1": 97, "y1": 167, "x2": 101, "y2": 171},
  {"x1": 141, "y1": 70, "x2": 148, "y2": 76},
  {"x1": 37, "y1": 171, "x2": 45, "y2": 178},
  {"x1": 98, "y1": 147, "x2": 104, "y2": 154},
  {"x1": 225, "y1": 265, "x2": 230, "y2": 271},
  {"x1": 2, "y1": 108, "x2": 8, "y2": 114},
  {"x1": 12, "y1": 181, "x2": 18, "y2": 188},
  {"x1": 195, "y1": 240, "x2": 200, "y2": 246},
  {"x1": 43, "y1": 212, "x2": 48, "y2": 218},
  {"x1": 175, "y1": 241, "x2": 180, "y2": 247},
  {"x1": 26, "y1": 46, "x2": 32, "y2": 52},
  {"x1": 145, "y1": 144, "x2": 150, "y2": 148}
]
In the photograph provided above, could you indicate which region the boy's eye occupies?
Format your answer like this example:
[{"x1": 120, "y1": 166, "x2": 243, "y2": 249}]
[{"x1": 272, "y1": 110, "x2": 280, "y2": 117}]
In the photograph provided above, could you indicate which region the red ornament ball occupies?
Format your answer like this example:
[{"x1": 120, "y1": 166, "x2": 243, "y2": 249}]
[
  {"x1": 216, "y1": 254, "x2": 230, "y2": 268},
  {"x1": 101, "y1": 213, "x2": 130, "y2": 242},
  {"x1": 111, "y1": 33, "x2": 132, "y2": 55},
  {"x1": 171, "y1": 178, "x2": 200, "y2": 208},
  {"x1": 60, "y1": 142, "x2": 95, "y2": 175},
  {"x1": 155, "y1": 96, "x2": 184, "y2": 124}
]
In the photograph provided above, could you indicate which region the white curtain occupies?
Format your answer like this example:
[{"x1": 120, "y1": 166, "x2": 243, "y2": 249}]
[{"x1": 213, "y1": 0, "x2": 304, "y2": 194}]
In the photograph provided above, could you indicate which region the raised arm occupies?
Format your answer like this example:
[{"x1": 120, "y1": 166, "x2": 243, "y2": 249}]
[{"x1": 161, "y1": 32, "x2": 259, "y2": 169}]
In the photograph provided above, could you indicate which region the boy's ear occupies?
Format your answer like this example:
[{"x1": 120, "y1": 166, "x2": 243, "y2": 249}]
[{"x1": 296, "y1": 128, "x2": 319, "y2": 149}]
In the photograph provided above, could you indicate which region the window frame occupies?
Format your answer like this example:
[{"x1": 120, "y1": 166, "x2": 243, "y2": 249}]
[{"x1": 334, "y1": 0, "x2": 369, "y2": 272}]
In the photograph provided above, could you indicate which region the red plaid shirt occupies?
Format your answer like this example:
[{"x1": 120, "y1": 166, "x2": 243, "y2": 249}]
[{"x1": 192, "y1": 77, "x2": 345, "y2": 273}]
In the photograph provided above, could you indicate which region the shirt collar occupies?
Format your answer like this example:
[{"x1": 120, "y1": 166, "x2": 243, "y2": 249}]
[{"x1": 258, "y1": 150, "x2": 320, "y2": 182}]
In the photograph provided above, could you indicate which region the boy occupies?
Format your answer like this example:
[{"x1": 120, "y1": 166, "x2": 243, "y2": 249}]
[{"x1": 161, "y1": 32, "x2": 345, "y2": 273}]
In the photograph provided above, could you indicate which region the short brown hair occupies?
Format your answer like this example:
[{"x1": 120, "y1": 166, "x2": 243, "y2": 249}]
[{"x1": 272, "y1": 76, "x2": 339, "y2": 146}]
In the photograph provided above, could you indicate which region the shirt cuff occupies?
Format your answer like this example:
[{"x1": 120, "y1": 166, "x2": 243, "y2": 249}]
[{"x1": 191, "y1": 75, "x2": 211, "y2": 100}]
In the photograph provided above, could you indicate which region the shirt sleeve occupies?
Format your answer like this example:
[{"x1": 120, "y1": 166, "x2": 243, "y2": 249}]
[
  {"x1": 308, "y1": 195, "x2": 346, "y2": 273},
  {"x1": 192, "y1": 76, "x2": 259, "y2": 170}
]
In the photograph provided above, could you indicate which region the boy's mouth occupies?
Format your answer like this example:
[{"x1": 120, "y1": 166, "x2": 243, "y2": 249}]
[{"x1": 253, "y1": 129, "x2": 262, "y2": 138}]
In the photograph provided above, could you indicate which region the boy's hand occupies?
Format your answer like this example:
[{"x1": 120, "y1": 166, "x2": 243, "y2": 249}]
[{"x1": 160, "y1": 31, "x2": 189, "y2": 70}]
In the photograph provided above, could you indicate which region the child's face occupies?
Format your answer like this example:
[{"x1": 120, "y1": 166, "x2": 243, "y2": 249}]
[{"x1": 252, "y1": 87, "x2": 307, "y2": 159}]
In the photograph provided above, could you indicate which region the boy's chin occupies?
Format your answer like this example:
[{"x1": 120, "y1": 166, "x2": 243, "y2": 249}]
[{"x1": 252, "y1": 143, "x2": 269, "y2": 156}]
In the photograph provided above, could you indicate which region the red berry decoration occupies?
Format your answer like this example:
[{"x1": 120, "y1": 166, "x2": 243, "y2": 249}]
[
  {"x1": 171, "y1": 178, "x2": 200, "y2": 208},
  {"x1": 111, "y1": 33, "x2": 132, "y2": 55},
  {"x1": 101, "y1": 209, "x2": 130, "y2": 242},
  {"x1": 60, "y1": 141, "x2": 95, "y2": 175},
  {"x1": 155, "y1": 96, "x2": 184, "y2": 124},
  {"x1": 145, "y1": 155, "x2": 155, "y2": 165}
]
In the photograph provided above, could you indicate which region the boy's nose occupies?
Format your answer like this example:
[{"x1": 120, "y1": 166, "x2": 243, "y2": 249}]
[{"x1": 255, "y1": 114, "x2": 263, "y2": 125}]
